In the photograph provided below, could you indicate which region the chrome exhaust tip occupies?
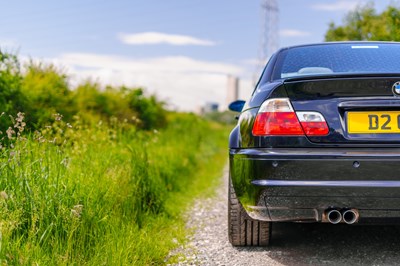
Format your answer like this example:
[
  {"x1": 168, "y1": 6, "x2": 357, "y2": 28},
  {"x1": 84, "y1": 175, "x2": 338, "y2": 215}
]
[
  {"x1": 326, "y1": 209, "x2": 342, "y2": 224},
  {"x1": 342, "y1": 209, "x2": 359, "y2": 224}
]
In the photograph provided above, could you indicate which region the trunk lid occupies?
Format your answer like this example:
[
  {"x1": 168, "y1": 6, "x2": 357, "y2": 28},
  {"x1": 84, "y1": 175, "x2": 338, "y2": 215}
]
[{"x1": 283, "y1": 75, "x2": 400, "y2": 144}]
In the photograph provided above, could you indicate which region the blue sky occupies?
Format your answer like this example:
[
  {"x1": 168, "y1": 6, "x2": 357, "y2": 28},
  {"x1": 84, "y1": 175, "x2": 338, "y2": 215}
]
[{"x1": 0, "y1": 0, "x2": 396, "y2": 110}]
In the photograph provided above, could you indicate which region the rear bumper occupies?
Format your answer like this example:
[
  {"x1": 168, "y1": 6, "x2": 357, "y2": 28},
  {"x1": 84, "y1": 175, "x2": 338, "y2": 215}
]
[{"x1": 230, "y1": 147, "x2": 400, "y2": 223}]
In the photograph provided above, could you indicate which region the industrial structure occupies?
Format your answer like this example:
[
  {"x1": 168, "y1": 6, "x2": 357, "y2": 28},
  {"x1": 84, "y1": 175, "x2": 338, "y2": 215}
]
[
  {"x1": 226, "y1": 75, "x2": 239, "y2": 107},
  {"x1": 260, "y1": 0, "x2": 279, "y2": 66}
]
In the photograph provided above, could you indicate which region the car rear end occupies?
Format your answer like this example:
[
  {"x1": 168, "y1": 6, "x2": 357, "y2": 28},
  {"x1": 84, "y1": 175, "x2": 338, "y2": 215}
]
[{"x1": 230, "y1": 42, "x2": 400, "y2": 235}]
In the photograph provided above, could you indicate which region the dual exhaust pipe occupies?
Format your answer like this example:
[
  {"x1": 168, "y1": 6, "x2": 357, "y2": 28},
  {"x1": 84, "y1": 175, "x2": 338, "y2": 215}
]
[{"x1": 325, "y1": 208, "x2": 359, "y2": 224}]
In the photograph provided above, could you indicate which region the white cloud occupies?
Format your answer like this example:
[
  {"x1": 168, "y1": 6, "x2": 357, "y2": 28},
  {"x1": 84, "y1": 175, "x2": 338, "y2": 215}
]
[
  {"x1": 280, "y1": 29, "x2": 311, "y2": 37},
  {"x1": 58, "y1": 53, "x2": 240, "y2": 75},
  {"x1": 311, "y1": 1, "x2": 359, "y2": 11},
  {"x1": 50, "y1": 53, "x2": 244, "y2": 110},
  {"x1": 118, "y1": 32, "x2": 216, "y2": 46}
]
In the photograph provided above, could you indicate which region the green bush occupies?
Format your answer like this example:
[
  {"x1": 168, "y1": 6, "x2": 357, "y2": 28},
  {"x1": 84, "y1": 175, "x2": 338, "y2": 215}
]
[
  {"x1": 0, "y1": 52, "x2": 167, "y2": 131},
  {"x1": 0, "y1": 51, "x2": 25, "y2": 133},
  {"x1": 126, "y1": 87, "x2": 167, "y2": 130},
  {"x1": 21, "y1": 62, "x2": 74, "y2": 128}
]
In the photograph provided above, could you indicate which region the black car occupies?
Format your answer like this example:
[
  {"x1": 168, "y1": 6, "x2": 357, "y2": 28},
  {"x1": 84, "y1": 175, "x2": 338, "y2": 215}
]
[{"x1": 228, "y1": 41, "x2": 400, "y2": 246}]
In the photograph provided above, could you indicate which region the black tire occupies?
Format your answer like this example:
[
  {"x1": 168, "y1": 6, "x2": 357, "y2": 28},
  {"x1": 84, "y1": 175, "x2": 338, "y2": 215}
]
[{"x1": 228, "y1": 179, "x2": 271, "y2": 246}]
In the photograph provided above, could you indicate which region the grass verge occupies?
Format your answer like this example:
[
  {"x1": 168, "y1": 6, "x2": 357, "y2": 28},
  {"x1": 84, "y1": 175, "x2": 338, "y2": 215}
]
[{"x1": 0, "y1": 112, "x2": 230, "y2": 265}]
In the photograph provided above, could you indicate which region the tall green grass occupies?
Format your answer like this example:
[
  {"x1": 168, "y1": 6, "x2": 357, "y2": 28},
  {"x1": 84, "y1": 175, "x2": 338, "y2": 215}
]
[{"x1": 0, "y1": 112, "x2": 229, "y2": 265}]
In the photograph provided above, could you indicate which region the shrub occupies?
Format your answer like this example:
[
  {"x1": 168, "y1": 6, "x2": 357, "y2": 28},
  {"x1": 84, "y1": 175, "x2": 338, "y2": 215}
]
[{"x1": 21, "y1": 62, "x2": 75, "y2": 127}]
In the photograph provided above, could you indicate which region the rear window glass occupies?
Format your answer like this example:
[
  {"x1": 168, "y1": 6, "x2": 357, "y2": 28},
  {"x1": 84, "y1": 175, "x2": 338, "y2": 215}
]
[{"x1": 274, "y1": 43, "x2": 400, "y2": 80}]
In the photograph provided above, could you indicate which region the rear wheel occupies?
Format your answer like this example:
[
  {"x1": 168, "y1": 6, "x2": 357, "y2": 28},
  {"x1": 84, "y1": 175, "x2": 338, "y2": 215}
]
[{"x1": 228, "y1": 179, "x2": 271, "y2": 246}]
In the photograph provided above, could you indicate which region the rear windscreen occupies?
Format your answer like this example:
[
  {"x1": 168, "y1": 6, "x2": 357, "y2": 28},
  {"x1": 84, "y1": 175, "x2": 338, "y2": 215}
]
[{"x1": 274, "y1": 43, "x2": 400, "y2": 80}]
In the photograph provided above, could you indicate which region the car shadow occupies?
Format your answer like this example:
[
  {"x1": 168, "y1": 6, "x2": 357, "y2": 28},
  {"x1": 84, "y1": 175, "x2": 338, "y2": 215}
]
[{"x1": 236, "y1": 223, "x2": 400, "y2": 265}]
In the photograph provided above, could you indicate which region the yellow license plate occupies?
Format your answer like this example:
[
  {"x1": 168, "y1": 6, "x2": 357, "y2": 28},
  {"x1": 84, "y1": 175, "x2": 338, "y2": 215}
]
[{"x1": 348, "y1": 111, "x2": 400, "y2": 134}]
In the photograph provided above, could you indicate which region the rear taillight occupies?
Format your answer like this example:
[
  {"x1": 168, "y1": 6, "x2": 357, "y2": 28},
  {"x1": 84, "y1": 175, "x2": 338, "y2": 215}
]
[
  {"x1": 252, "y1": 98, "x2": 329, "y2": 136},
  {"x1": 252, "y1": 98, "x2": 304, "y2": 135},
  {"x1": 296, "y1": 111, "x2": 329, "y2": 136}
]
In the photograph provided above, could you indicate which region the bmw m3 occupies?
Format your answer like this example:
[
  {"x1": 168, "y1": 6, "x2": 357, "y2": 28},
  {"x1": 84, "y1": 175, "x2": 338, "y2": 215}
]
[{"x1": 228, "y1": 42, "x2": 400, "y2": 246}]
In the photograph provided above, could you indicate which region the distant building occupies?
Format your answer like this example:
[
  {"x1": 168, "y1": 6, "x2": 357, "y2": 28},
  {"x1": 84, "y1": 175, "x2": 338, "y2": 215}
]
[
  {"x1": 226, "y1": 75, "x2": 239, "y2": 107},
  {"x1": 203, "y1": 102, "x2": 219, "y2": 113}
]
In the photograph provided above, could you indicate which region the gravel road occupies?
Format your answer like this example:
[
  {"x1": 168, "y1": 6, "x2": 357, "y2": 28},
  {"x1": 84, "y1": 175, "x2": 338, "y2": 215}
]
[{"x1": 170, "y1": 167, "x2": 400, "y2": 266}]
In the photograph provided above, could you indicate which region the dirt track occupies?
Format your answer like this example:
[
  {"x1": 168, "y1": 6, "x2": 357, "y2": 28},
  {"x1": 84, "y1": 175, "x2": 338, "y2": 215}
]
[{"x1": 171, "y1": 167, "x2": 400, "y2": 265}]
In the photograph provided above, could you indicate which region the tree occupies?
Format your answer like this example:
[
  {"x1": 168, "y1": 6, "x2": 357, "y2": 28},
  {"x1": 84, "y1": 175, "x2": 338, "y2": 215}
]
[{"x1": 325, "y1": 2, "x2": 400, "y2": 41}]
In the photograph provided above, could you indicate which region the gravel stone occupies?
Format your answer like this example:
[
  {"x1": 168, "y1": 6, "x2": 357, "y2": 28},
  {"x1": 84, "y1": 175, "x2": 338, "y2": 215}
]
[{"x1": 169, "y1": 167, "x2": 283, "y2": 265}]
